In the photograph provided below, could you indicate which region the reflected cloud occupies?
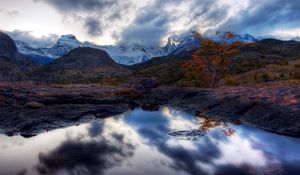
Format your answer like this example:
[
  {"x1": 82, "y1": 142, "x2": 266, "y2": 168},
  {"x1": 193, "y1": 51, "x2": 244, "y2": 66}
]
[
  {"x1": 37, "y1": 139, "x2": 134, "y2": 175},
  {"x1": 124, "y1": 107, "x2": 299, "y2": 175},
  {"x1": 0, "y1": 107, "x2": 299, "y2": 175},
  {"x1": 37, "y1": 121, "x2": 135, "y2": 175},
  {"x1": 87, "y1": 120, "x2": 103, "y2": 137}
]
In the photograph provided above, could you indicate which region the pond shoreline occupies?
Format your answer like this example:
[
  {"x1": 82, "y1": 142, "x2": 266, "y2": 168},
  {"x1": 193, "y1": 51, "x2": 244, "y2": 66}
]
[{"x1": 0, "y1": 81, "x2": 299, "y2": 137}]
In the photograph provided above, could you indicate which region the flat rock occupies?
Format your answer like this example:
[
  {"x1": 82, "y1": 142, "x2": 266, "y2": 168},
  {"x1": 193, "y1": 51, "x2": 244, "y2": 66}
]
[{"x1": 25, "y1": 102, "x2": 45, "y2": 109}]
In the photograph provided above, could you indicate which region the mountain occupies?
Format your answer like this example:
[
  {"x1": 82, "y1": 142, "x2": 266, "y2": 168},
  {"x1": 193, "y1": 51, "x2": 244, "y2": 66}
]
[
  {"x1": 15, "y1": 40, "x2": 54, "y2": 64},
  {"x1": 98, "y1": 43, "x2": 177, "y2": 65},
  {"x1": 212, "y1": 33, "x2": 258, "y2": 43},
  {"x1": 131, "y1": 35, "x2": 300, "y2": 86},
  {"x1": 34, "y1": 47, "x2": 131, "y2": 83},
  {"x1": 0, "y1": 31, "x2": 19, "y2": 59},
  {"x1": 171, "y1": 34, "x2": 200, "y2": 55},
  {"x1": 292, "y1": 36, "x2": 300, "y2": 41},
  {"x1": 45, "y1": 47, "x2": 120, "y2": 70},
  {"x1": 0, "y1": 31, "x2": 31, "y2": 63},
  {"x1": 15, "y1": 32, "x2": 257, "y2": 65},
  {"x1": 0, "y1": 56, "x2": 29, "y2": 81},
  {"x1": 0, "y1": 31, "x2": 33, "y2": 81},
  {"x1": 171, "y1": 33, "x2": 258, "y2": 56},
  {"x1": 16, "y1": 35, "x2": 179, "y2": 65},
  {"x1": 15, "y1": 35, "x2": 81, "y2": 59}
]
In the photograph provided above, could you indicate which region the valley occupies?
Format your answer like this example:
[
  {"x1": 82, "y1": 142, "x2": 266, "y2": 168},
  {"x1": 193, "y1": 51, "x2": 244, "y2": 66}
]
[
  {"x1": 2, "y1": 1, "x2": 300, "y2": 174},
  {"x1": 0, "y1": 31, "x2": 300, "y2": 138}
]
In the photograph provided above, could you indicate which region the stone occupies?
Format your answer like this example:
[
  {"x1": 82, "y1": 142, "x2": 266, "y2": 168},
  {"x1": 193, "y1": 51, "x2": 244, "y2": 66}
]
[
  {"x1": 25, "y1": 102, "x2": 45, "y2": 109},
  {"x1": 141, "y1": 78, "x2": 160, "y2": 89}
]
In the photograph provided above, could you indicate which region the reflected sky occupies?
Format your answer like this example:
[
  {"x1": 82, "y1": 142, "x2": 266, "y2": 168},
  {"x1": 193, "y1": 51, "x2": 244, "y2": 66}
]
[{"x1": 0, "y1": 107, "x2": 300, "y2": 175}]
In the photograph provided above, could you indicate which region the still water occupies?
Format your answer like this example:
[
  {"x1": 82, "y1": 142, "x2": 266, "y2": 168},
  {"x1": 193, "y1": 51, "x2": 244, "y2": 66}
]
[{"x1": 0, "y1": 107, "x2": 300, "y2": 175}]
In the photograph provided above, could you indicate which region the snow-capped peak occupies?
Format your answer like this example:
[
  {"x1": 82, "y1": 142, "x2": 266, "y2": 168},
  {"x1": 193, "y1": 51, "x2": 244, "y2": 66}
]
[
  {"x1": 170, "y1": 32, "x2": 257, "y2": 55},
  {"x1": 164, "y1": 36, "x2": 180, "y2": 53},
  {"x1": 291, "y1": 36, "x2": 300, "y2": 41},
  {"x1": 166, "y1": 36, "x2": 180, "y2": 47},
  {"x1": 15, "y1": 32, "x2": 258, "y2": 65},
  {"x1": 230, "y1": 33, "x2": 258, "y2": 43},
  {"x1": 56, "y1": 34, "x2": 81, "y2": 47},
  {"x1": 211, "y1": 32, "x2": 257, "y2": 43},
  {"x1": 15, "y1": 34, "x2": 179, "y2": 65}
]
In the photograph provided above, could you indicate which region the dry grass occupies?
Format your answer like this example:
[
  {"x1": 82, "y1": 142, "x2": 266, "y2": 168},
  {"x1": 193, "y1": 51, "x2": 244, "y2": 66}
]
[{"x1": 223, "y1": 59, "x2": 300, "y2": 86}]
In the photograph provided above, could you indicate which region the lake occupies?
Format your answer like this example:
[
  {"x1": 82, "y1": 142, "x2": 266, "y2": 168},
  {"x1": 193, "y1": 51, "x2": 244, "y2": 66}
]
[{"x1": 0, "y1": 107, "x2": 300, "y2": 175}]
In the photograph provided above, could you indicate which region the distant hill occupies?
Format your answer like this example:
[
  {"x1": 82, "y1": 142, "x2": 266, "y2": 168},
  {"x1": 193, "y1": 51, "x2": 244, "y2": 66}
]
[
  {"x1": 34, "y1": 47, "x2": 131, "y2": 83},
  {"x1": 15, "y1": 40, "x2": 54, "y2": 64},
  {"x1": 0, "y1": 31, "x2": 34, "y2": 81},
  {"x1": 45, "y1": 47, "x2": 121, "y2": 70}
]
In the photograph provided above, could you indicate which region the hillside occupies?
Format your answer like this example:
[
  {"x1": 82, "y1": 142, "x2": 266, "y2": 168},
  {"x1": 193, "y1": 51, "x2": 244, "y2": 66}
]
[
  {"x1": 0, "y1": 31, "x2": 31, "y2": 63},
  {"x1": 130, "y1": 50, "x2": 192, "y2": 84},
  {"x1": 0, "y1": 56, "x2": 29, "y2": 81},
  {"x1": 130, "y1": 38, "x2": 300, "y2": 86},
  {"x1": 0, "y1": 32, "x2": 33, "y2": 81},
  {"x1": 34, "y1": 47, "x2": 131, "y2": 83}
]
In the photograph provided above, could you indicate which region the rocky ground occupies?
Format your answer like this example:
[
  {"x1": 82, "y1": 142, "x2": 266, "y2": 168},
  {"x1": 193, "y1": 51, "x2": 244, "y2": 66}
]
[
  {"x1": 0, "y1": 82, "x2": 142, "y2": 137},
  {"x1": 0, "y1": 80, "x2": 300, "y2": 137},
  {"x1": 162, "y1": 81, "x2": 300, "y2": 137}
]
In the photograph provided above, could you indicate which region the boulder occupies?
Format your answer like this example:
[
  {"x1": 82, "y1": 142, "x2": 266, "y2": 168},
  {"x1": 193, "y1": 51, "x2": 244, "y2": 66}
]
[
  {"x1": 130, "y1": 78, "x2": 160, "y2": 92},
  {"x1": 141, "y1": 78, "x2": 160, "y2": 89},
  {"x1": 25, "y1": 102, "x2": 45, "y2": 109}
]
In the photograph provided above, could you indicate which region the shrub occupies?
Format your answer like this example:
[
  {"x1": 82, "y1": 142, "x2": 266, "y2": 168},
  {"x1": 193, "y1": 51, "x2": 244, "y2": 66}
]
[
  {"x1": 182, "y1": 31, "x2": 254, "y2": 88},
  {"x1": 294, "y1": 64, "x2": 300, "y2": 68},
  {"x1": 223, "y1": 76, "x2": 240, "y2": 86}
]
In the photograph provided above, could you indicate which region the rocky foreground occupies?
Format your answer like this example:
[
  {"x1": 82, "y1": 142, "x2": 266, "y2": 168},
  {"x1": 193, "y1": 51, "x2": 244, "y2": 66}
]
[{"x1": 0, "y1": 80, "x2": 300, "y2": 137}]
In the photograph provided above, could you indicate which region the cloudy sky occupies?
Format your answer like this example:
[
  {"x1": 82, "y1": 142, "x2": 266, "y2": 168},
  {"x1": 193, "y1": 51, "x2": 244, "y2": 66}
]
[{"x1": 1, "y1": 0, "x2": 300, "y2": 47}]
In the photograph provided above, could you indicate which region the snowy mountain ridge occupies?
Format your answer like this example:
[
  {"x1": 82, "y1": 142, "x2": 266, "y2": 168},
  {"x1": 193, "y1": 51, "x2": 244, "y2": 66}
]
[
  {"x1": 15, "y1": 33, "x2": 257, "y2": 65},
  {"x1": 16, "y1": 34, "x2": 179, "y2": 65}
]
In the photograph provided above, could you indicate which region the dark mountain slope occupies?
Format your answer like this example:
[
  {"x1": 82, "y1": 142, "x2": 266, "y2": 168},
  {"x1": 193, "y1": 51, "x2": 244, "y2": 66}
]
[
  {"x1": 0, "y1": 31, "x2": 31, "y2": 63},
  {"x1": 34, "y1": 47, "x2": 131, "y2": 83},
  {"x1": 0, "y1": 31, "x2": 19, "y2": 59},
  {"x1": 0, "y1": 56, "x2": 29, "y2": 81},
  {"x1": 0, "y1": 31, "x2": 33, "y2": 81},
  {"x1": 46, "y1": 47, "x2": 120, "y2": 70},
  {"x1": 129, "y1": 51, "x2": 192, "y2": 84}
]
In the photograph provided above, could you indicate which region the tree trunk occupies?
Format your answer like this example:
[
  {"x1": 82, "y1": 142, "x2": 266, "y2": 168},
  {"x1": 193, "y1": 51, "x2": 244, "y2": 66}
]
[{"x1": 210, "y1": 73, "x2": 218, "y2": 88}]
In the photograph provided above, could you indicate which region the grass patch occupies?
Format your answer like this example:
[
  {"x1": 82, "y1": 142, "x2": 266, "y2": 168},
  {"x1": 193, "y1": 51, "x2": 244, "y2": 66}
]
[{"x1": 223, "y1": 59, "x2": 300, "y2": 86}]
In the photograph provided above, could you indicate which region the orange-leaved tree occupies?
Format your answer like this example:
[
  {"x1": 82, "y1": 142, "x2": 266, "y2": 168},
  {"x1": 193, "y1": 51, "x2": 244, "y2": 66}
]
[{"x1": 182, "y1": 31, "x2": 253, "y2": 88}]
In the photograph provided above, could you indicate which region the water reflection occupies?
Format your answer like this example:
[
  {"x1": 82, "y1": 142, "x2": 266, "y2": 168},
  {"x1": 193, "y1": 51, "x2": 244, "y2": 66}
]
[{"x1": 0, "y1": 107, "x2": 300, "y2": 175}]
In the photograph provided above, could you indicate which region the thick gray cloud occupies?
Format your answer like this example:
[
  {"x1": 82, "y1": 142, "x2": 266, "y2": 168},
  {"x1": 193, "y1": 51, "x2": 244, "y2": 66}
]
[
  {"x1": 119, "y1": 0, "x2": 229, "y2": 46},
  {"x1": 6, "y1": 30, "x2": 59, "y2": 48},
  {"x1": 119, "y1": 3, "x2": 171, "y2": 46},
  {"x1": 36, "y1": 0, "x2": 129, "y2": 37},
  {"x1": 220, "y1": 0, "x2": 300, "y2": 36},
  {"x1": 35, "y1": 0, "x2": 118, "y2": 12},
  {"x1": 84, "y1": 17, "x2": 103, "y2": 36},
  {"x1": 35, "y1": 0, "x2": 300, "y2": 45}
]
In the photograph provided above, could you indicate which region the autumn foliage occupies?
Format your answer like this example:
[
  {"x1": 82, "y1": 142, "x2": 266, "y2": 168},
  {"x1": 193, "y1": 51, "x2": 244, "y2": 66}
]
[
  {"x1": 182, "y1": 31, "x2": 253, "y2": 88},
  {"x1": 199, "y1": 116, "x2": 242, "y2": 137}
]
